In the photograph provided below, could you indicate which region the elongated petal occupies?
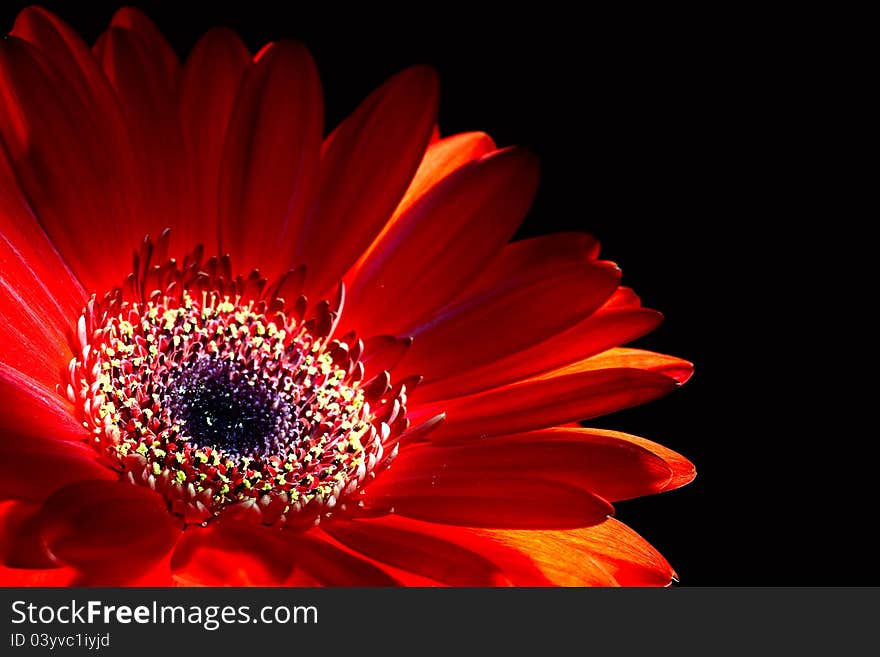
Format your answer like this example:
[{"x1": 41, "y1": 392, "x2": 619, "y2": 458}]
[
  {"x1": 180, "y1": 28, "x2": 251, "y2": 258},
  {"x1": 474, "y1": 518, "x2": 676, "y2": 586},
  {"x1": 584, "y1": 428, "x2": 696, "y2": 491},
  {"x1": 0, "y1": 364, "x2": 85, "y2": 444},
  {"x1": 417, "y1": 367, "x2": 682, "y2": 442},
  {"x1": 395, "y1": 259, "x2": 619, "y2": 383},
  {"x1": 219, "y1": 41, "x2": 322, "y2": 278},
  {"x1": 393, "y1": 131, "x2": 497, "y2": 220},
  {"x1": 95, "y1": 24, "x2": 195, "y2": 257},
  {"x1": 37, "y1": 481, "x2": 180, "y2": 584},
  {"x1": 342, "y1": 148, "x2": 539, "y2": 336},
  {"x1": 344, "y1": 131, "x2": 496, "y2": 289},
  {"x1": 0, "y1": 161, "x2": 84, "y2": 389},
  {"x1": 294, "y1": 66, "x2": 439, "y2": 301},
  {"x1": 363, "y1": 472, "x2": 613, "y2": 529},
  {"x1": 381, "y1": 429, "x2": 675, "y2": 502},
  {"x1": 0, "y1": 37, "x2": 141, "y2": 292},
  {"x1": 456, "y1": 232, "x2": 602, "y2": 299},
  {"x1": 542, "y1": 347, "x2": 694, "y2": 384},
  {"x1": 324, "y1": 516, "x2": 511, "y2": 585},
  {"x1": 417, "y1": 305, "x2": 663, "y2": 402}
]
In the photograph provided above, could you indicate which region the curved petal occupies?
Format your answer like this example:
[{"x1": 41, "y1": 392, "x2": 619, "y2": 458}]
[
  {"x1": 455, "y1": 232, "x2": 602, "y2": 298},
  {"x1": 180, "y1": 27, "x2": 251, "y2": 259},
  {"x1": 380, "y1": 428, "x2": 678, "y2": 502},
  {"x1": 0, "y1": 500, "x2": 54, "y2": 568},
  {"x1": 0, "y1": 36, "x2": 142, "y2": 293},
  {"x1": 394, "y1": 259, "x2": 620, "y2": 383},
  {"x1": 345, "y1": 131, "x2": 496, "y2": 287},
  {"x1": 94, "y1": 23, "x2": 195, "y2": 260},
  {"x1": 324, "y1": 516, "x2": 512, "y2": 585},
  {"x1": 171, "y1": 520, "x2": 293, "y2": 586},
  {"x1": 342, "y1": 148, "x2": 539, "y2": 336},
  {"x1": 0, "y1": 429, "x2": 114, "y2": 502},
  {"x1": 0, "y1": 365, "x2": 85, "y2": 443},
  {"x1": 474, "y1": 518, "x2": 676, "y2": 586},
  {"x1": 285, "y1": 531, "x2": 399, "y2": 586},
  {"x1": 547, "y1": 347, "x2": 694, "y2": 384},
  {"x1": 414, "y1": 367, "x2": 683, "y2": 443},
  {"x1": 294, "y1": 66, "x2": 439, "y2": 301},
  {"x1": 218, "y1": 41, "x2": 323, "y2": 278},
  {"x1": 37, "y1": 480, "x2": 181, "y2": 584},
  {"x1": 416, "y1": 304, "x2": 663, "y2": 402},
  {"x1": 0, "y1": 158, "x2": 84, "y2": 389},
  {"x1": 584, "y1": 428, "x2": 696, "y2": 491},
  {"x1": 362, "y1": 471, "x2": 613, "y2": 529}
]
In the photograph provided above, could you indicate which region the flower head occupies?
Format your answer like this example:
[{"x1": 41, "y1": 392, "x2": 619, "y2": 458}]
[{"x1": 0, "y1": 6, "x2": 694, "y2": 586}]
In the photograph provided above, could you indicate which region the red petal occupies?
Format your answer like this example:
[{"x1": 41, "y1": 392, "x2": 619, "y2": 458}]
[
  {"x1": 395, "y1": 259, "x2": 620, "y2": 383},
  {"x1": 0, "y1": 37, "x2": 142, "y2": 292},
  {"x1": 0, "y1": 500, "x2": 54, "y2": 568},
  {"x1": 363, "y1": 471, "x2": 612, "y2": 529},
  {"x1": 382, "y1": 429, "x2": 675, "y2": 502},
  {"x1": 294, "y1": 66, "x2": 439, "y2": 301},
  {"x1": 345, "y1": 131, "x2": 497, "y2": 288},
  {"x1": 0, "y1": 164, "x2": 84, "y2": 389},
  {"x1": 417, "y1": 306, "x2": 663, "y2": 402},
  {"x1": 0, "y1": 364, "x2": 85, "y2": 443},
  {"x1": 0, "y1": 431, "x2": 114, "y2": 503},
  {"x1": 94, "y1": 25, "x2": 195, "y2": 258},
  {"x1": 474, "y1": 518, "x2": 676, "y2": 586},
  {"x1": 417, "y1": 367, "x2": 681, "y2": 443},
  {"x1": 0, "y1": 564, "x2": 77, "y2": 586},
  {"x1": 171, "y1": 520, "x2": 293, "y2": 586},
  {"x1": 37, "y1": 481, "x2": 180, "y2": 584},
  {"x1": 457, "y1": 232, "x2": 602, "y2": 299},
  {"x1": 324, "y1": 516, "x2": 510, "y2": 585},
  {"x1": 394, "y1": 132, "x2": 497, "y2": 220},
  {"x1": 360, "y1": 335, "x2": 412, "y2": 379},
  {"x1": 342, "y1": 148, "x2": 539, "y2": 336},
  {"x1": 544, "y1": 347, "x2": 694, "y2": 385},
  {"x1": 109, "y1": 8, "x2": 179, "y2": 85},
  {"x1": 285, "y1": 531, "x2": 399, "y2": 586},
  {"x1": 218, "y1": 41, "x2": 323, "y2": 278},
  {"x1": 180, "y1": 28, "x2": 251, "y2": 259},
  {"x1": 585, "y1": 428, "x2": 696, "y2": 491},
  {"x1": 12, "y1": 8, "x2": 129, "y2": 128}
]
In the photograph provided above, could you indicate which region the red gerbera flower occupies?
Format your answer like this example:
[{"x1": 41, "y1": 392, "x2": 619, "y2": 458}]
[{"x1": 0, "y1": 6, "x2": 695, "y2": 586}]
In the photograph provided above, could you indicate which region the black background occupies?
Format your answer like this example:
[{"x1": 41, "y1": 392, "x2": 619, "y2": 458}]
[{"x1": 1, "y1": 2, "x2": 867, "y2": 585}]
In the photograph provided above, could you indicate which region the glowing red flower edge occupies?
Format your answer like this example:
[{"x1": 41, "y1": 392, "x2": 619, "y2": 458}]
[{"x1": 0, "y1": 6, "x2": 695, "y2": 586}]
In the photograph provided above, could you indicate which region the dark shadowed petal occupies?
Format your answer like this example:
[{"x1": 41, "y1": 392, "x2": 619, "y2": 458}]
[
  {"x1": 218, "y1": 41, "x2": 323, "y2": 279},
  {"x1": 416, "y1": 303, "x2": 663, "y2": 402},
  {"x1": 37, "y1": 481, "x2": 180, "y2": 584},
  {"x1": 394, "y1": 259, "x2": 620, "y2": 383},
  {"x1": 362, "y1": 471, "x2": 613, "y2": 529},
  {"x1": 341, "y1": 148, "x2": 539, "y2": 336},
  {"x1": 0, "y1": 432, "x2": 113, "y2": 503},
  {"x1": 0, "y1": 37, "x2": 142, "y2": 292},
  {"x1": 293, "y1": 66, "x2": 439, "y2": 301},
  {"x1": 94, "y1": 18, "x2": 196, "y2": 258},
  {"x1": 180, "y1": 28, "x2": 251, "y2": 259}
]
